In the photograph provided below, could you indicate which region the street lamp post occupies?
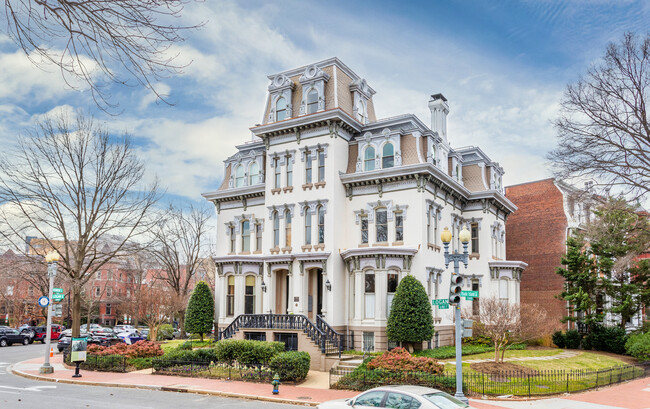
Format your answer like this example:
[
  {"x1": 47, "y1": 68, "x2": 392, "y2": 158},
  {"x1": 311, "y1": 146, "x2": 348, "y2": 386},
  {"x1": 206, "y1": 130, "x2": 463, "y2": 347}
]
[
  {"x1": 40, "y1": 251, "x2": 60, "y2": 375},
  {"x1": 441, "y1": 226, "x2": 471, "y2": 404}
]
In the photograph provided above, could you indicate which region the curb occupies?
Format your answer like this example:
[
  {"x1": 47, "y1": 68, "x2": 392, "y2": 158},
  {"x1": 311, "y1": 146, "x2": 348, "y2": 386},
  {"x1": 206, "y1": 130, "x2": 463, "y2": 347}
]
[{"x1": 9, "y1": 363, "x2": 318, "y2": 406}]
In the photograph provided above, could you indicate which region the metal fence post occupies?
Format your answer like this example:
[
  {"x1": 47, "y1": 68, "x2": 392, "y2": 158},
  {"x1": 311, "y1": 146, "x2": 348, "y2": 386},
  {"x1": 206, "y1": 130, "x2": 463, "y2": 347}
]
[
  {"x1": 528, "y1": 374, "x2": 531, "y2": 398},
  {"x1": 566, "y1": 373, "x2": 569, "y2": 393}
]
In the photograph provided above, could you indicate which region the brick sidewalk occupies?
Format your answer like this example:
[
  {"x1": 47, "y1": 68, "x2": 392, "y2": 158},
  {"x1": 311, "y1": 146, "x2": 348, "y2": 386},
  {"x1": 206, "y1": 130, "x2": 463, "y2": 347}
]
[
  {"x1": 11, "y1": 355, "x2": 649, "y2": 408},
  {"x1": 11, "y1": 354, "x2": 357, "y2": 406}
]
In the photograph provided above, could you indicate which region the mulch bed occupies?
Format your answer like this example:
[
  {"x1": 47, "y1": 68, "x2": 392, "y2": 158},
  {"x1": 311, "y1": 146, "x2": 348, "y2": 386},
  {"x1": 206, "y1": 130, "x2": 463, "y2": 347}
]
[{"x1": 470, "y1": 361, "x2": 539, "y2": 381}]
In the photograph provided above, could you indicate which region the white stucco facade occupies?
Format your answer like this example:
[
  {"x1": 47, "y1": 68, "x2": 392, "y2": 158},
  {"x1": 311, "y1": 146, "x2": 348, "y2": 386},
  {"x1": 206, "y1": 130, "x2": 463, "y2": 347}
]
[{"x1": 203, "y1": 58, "x2": 527, "y2": 350}]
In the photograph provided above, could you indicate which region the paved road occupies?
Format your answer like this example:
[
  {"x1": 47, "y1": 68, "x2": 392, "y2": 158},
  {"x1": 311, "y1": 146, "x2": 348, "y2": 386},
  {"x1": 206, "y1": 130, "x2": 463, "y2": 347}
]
[{"x1": 0, "y1": 343, "x2": 300, "y2": 408}]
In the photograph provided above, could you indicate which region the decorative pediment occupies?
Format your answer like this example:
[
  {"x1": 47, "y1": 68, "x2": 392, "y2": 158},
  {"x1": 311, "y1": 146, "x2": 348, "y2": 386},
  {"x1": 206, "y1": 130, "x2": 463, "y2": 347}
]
[
  {"x1": 268, "y1": 74, "x2": 295, "y2": 92},
  {"x1": 299, "y1": 65, "x2": 330, "y2": 84}
]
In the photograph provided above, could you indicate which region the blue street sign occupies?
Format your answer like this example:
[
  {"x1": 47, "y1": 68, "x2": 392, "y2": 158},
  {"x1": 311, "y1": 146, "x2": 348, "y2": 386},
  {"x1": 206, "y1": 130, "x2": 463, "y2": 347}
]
[{"x1": 38, "y1": 296, "x2": 50, "y2": 307}]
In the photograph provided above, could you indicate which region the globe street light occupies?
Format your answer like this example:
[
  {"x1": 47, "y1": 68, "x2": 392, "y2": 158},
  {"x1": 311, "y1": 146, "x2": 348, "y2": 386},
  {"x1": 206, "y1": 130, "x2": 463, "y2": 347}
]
[
  {"x1": 441, "y1": 226, "x2": 470, "y2": 403},
  {"x1": 40, "y1": 250, "x2": 60, "y2": 374}
]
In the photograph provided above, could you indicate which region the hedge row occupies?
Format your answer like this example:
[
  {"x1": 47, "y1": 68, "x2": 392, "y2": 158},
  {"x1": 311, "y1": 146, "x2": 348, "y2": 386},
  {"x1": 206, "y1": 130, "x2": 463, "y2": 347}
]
[
  {"x1": 269, "y1": 351, "x2": 310, "y2": 382},
  {"x1": 553, "y1": 326, "x2": 627, "y2": 354}
]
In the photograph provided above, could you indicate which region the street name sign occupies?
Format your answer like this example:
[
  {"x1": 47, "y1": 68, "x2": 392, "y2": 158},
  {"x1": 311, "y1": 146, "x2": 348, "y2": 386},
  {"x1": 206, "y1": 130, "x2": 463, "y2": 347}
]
[
  {"x1": 52, "y1": 293, "x2": 65, "y2": 302},
  {"x1": 53, "y1": 288, "x2": 63, "y2": 294},
  {"x1": 461, "y1": 290, "x2": 478, "y2": 300},
  {"x1": 432, "y1": 299, "x2": 450, "y2": 309}
]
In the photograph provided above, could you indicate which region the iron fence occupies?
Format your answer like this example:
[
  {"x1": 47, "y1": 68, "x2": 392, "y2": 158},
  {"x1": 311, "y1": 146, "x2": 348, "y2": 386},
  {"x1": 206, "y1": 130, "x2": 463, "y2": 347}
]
[
  {"x1": 151, "y1": 358, "x2": 274, "y2": 382},
  {"x1": 330, "y1": 362, "x2": 650, "y2": 397},
  {"x1": 63, "y1": 349, "x2": 127, "y2": 372}
]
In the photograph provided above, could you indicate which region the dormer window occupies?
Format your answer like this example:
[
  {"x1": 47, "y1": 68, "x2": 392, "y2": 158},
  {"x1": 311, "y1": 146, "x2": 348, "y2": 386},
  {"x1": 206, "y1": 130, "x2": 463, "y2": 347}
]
[
  {"x1": 276, "y1": 97, "x2": 288, "y2": 121},
  {"x1": 248, "y1": 162, "x2": 259, "y2": 185},
  {"x1": 307, "y1": 89, "x2": 319, "y2": 114},
  {"x1": 364, "y1": 146, "x2": 375, "y2": 171},
  {"x1": 235, "y1": 164, "x2": 245, "y2": 188},
  {"x1": 382, "y1": 143, "x2": 394, "y2": 169}
]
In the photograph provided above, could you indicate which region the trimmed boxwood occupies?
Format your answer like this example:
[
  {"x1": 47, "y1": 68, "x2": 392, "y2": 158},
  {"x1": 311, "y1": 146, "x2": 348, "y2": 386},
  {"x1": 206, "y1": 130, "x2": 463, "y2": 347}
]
[
  {"x1": 164, "y1": 347, "x2": 218, "y2": 362},
  {"x1": 214, "y1": 339, "x2": 285, "y2": 366},
  {"x1": 386, "y1": 275, "x2": 434, "y2": 348},
  {"x1": 269, "y1": 351, "x2": 310, "y2": 382}
]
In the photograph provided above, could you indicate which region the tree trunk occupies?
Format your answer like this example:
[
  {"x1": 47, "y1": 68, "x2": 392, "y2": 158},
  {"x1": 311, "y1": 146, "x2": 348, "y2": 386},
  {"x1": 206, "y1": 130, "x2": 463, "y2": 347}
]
[
  {"x1": 501, "y1": 345, "x2": 507, "y2": 362},
  {"x1": 494, "y1": 341, "x2": 500, "y2": 363},
  {"x1": 72, "y1": 287, "x2": 82, "y2": 337},
  {"x1": 178, "y1": 310, "x2": 186, "y2": 339}
]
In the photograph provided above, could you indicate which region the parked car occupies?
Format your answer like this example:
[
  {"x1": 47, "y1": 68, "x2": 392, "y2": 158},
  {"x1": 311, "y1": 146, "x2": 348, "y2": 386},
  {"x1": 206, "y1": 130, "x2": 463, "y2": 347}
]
[
  {"x1": 80, "y1": 323, "x2": 104, "y2": 332},
  {"x1": 114, "y1": 325, "x2": 135, "y2": 333},
  {"x1": 91, "y1": 327, "x2": 115, "y2": 337},
  {"x1": 172, "y1": 329, "x2": 188, "y2": 339},
  {"x1": 0, "y1": 328, "x2": 31, "y2": 347},
  {"x1": 116, "y1": 331, "x2": 145, "y2": 345},
  {"x1": 57, "y1": 332, "x2": 90, "y2": 352},
  {"x1": 317, "y1": 385, "x2": 474, "y2": 409},
  {"x1": 22, "y1": 325, "x2": 63, "y2": 343}
]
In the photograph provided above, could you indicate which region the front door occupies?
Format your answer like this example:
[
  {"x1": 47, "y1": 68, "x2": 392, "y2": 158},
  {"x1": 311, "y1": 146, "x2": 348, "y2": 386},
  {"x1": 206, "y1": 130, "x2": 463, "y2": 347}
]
[
  {"x1": 275, "y1": 270, "x2": 289, "y2": 314},
  {"x1": 308, "y1": 268, "x2": 323, "y2": 321}
]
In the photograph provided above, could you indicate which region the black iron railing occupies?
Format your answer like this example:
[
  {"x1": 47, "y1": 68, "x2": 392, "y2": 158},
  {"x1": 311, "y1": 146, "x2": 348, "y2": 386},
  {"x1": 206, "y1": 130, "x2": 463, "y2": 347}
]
[
  {"x1": 218, "y1": 313, "x2": 342, "y2": 357},
  {"x1": 330, "y1": 361, "x2": 650, "y2": 397}
]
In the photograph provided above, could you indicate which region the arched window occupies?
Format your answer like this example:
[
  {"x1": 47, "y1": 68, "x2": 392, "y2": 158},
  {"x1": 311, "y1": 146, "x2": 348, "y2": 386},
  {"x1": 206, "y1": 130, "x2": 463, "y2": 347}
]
[
  {"x1": 248, "y1": 162, "x2": 259, "y2": 185},
  {"x1": 387, "y1": 272, "x2": 399, "y2": 314},
  {"x1": 285, "y1": 209, "x2": 292, "y2": 247},
  {"x1": 317, "y1": 205, "x2": 325, "y2": 244},
  {"x1": 304, "y1": 207, "x2": 312, "y2": 245},
  {"x1": 382, "y1": 143, "x2": 394, "y2": 168},
  {"x1": 357, "y1": 100, "x2": 366, "y2": 122},
  {"x1": 499, "y1": 279, "x2": 509, "y2": 301},
  {"x1": 226, "y1": 276, "x2": 235, "y2": 316},
  {"x1": 244, "y1": 275, "x2": 255, "y2": 314},
  {"x1": 376, "y1": 208, "x2": 387, "y2": 243},
  {"x1": 241, "y1": 220, "x2": 250, "y2": 252},
  {"x1": 272, "y1": 211, "x2": 280, "y2": 248},
  {"x1": 364, "y1": 146, "x2": 375, "y2": 171},
  {"x1": 235, "y1": 165, "x2": 244, "y2": 188},
  {"x1": 276, "y1": 97, "x2": 287, "y2": 121},
  {"x1": 307, "y1": 89, "x2": 319, "y2": 114}
]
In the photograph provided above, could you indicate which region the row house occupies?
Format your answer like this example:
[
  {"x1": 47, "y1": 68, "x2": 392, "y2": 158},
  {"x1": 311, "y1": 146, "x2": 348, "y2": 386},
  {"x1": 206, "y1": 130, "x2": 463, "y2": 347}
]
[{"x1": 203, "y1": 58, "x2": 526, "y2": 367}]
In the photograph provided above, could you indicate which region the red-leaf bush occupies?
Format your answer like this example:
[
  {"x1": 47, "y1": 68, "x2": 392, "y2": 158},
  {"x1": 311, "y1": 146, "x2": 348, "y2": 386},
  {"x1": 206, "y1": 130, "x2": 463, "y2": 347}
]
[
  {"x1": 366, "y1": 347, "x2": 443, "y2": 374},
  {"x1": 88, "y1": 340, "x2": 164, "y2": 358}
]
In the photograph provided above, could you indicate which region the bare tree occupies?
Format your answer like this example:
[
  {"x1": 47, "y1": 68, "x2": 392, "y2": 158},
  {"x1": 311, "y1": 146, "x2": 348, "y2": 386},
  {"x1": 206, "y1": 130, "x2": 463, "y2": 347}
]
[
  {"x1": 470, "y1": 297, "x2": 558, "y2": 363},
  {"x1": 149, "y1": 204, "x2": 212, "y2": 337},
  {"x1": 139, "y1": 285, "x2": 176, "y2": 341},
  {"x1": 548, "y1": 32, "x2": 650, "y2": 201},
  {"x1": 2, "y1": 0, "x2": 200, "y2": 112},
  {"x1": 0, "y1": 112, "x2": 160, "y2": 337}
]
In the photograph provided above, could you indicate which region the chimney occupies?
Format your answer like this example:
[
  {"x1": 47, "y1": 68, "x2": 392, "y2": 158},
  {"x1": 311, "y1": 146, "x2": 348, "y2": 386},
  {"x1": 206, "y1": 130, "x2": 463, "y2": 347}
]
[{"x1": 428, "y1": 93, "x2": 449, "y2": 143}]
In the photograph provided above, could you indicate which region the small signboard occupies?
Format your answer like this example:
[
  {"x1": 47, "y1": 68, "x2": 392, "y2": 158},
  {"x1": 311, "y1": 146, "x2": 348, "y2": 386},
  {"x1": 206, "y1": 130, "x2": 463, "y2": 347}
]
[
  {"x1": 71, "y1": 338, "x2": 88, "y2": 362},
  {"x1": 54, "y1": 304, "x2": 63, "y2": 317},
  {"x1": 461, "y1": 290, "x2": 478, "y2": 300},
  {"x1": 53, "y1": 288, "x2": 64, "y2": 294},
  {"x1": 38, "y1": 296, "x2": 49, "y2": 307},
  {"x1": 52, "y1": 293, "x2": 65, "y2": 302}
]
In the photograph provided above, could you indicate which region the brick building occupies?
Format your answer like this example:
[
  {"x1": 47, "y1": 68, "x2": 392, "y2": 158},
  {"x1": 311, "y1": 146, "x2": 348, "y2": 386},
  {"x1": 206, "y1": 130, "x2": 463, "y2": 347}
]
[{"x1": 505, "y1": 178, "x2": 602, "y2": 328}]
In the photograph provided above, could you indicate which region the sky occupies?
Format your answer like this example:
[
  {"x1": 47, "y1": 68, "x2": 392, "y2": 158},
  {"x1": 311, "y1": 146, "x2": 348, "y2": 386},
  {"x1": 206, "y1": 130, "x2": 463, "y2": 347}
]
[{"x1": 1, "y1": 0, "x2": 649, "y2": 208}]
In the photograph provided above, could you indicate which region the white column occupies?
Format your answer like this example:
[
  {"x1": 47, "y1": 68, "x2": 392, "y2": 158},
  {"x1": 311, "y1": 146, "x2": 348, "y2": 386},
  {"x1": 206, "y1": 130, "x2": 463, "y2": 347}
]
[
  {"x1": 354, "y1": 271, "x2": 364, "y2": 322},
  {"x1": 287, "y1": 263, "x2": 295, "y2": 313},
  {"x1": 376, "y1": 270, "x2": 387, "y2": 321},
  {"x1": 256, "y1": 275, "x2": 263, "y2": 314},
  {"x1": 234, "y1": 275, "x2": 245, "y2": 315},
  {"x1": 321, "y1": 268, "x2": 328, "y2": 316},
  {"x1": 219, "y1": 275, "x2": 227, "y2": 322}
]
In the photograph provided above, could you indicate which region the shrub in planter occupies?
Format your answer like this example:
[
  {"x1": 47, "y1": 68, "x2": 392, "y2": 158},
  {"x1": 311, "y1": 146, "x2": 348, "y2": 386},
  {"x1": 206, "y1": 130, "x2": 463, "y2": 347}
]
[
  {"x1": 552, "y1": 331, "x2": 566, "y2": 348},
  {"x1": 89, "y1": 341, "x2": 164, "y2": 358},
  {"x1": 366, "y1": 347, "x2": 443, "y2": 374},
  {"x1": 213, "y1": 339, "x2": 284, "y2": 366},
  {"x1": 269, "y1": 351, "x2": 310, "y2": 382},
  {"x1": 164, "y1": 347, "x2": 218, "y2": 362},
  {"x1": 625, "y1": 332, "x2": 650, "y2": 362}
]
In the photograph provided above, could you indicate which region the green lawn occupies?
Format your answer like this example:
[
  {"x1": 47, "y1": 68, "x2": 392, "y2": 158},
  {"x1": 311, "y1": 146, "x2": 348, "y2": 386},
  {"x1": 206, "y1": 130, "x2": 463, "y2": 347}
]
[
  {"x1": 160, "y1": 340, "x2": 185, "y2": 353},
  {"x1": 516, "y1": 352, "x2": 628, "y2": 371}
]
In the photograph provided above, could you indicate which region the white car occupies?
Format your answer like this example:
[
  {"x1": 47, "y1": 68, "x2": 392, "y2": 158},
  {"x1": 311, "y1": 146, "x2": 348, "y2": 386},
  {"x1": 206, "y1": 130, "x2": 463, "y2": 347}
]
[{"x1": 317, "y1": 385, "x2": 474, "y2": 409}]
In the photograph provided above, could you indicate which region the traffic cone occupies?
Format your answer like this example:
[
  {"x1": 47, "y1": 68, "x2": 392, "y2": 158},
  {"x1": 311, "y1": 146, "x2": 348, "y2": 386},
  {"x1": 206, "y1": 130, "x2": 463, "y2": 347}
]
[{"x1": 50, "y1": 347, "x2": 54, "y2": 358}]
